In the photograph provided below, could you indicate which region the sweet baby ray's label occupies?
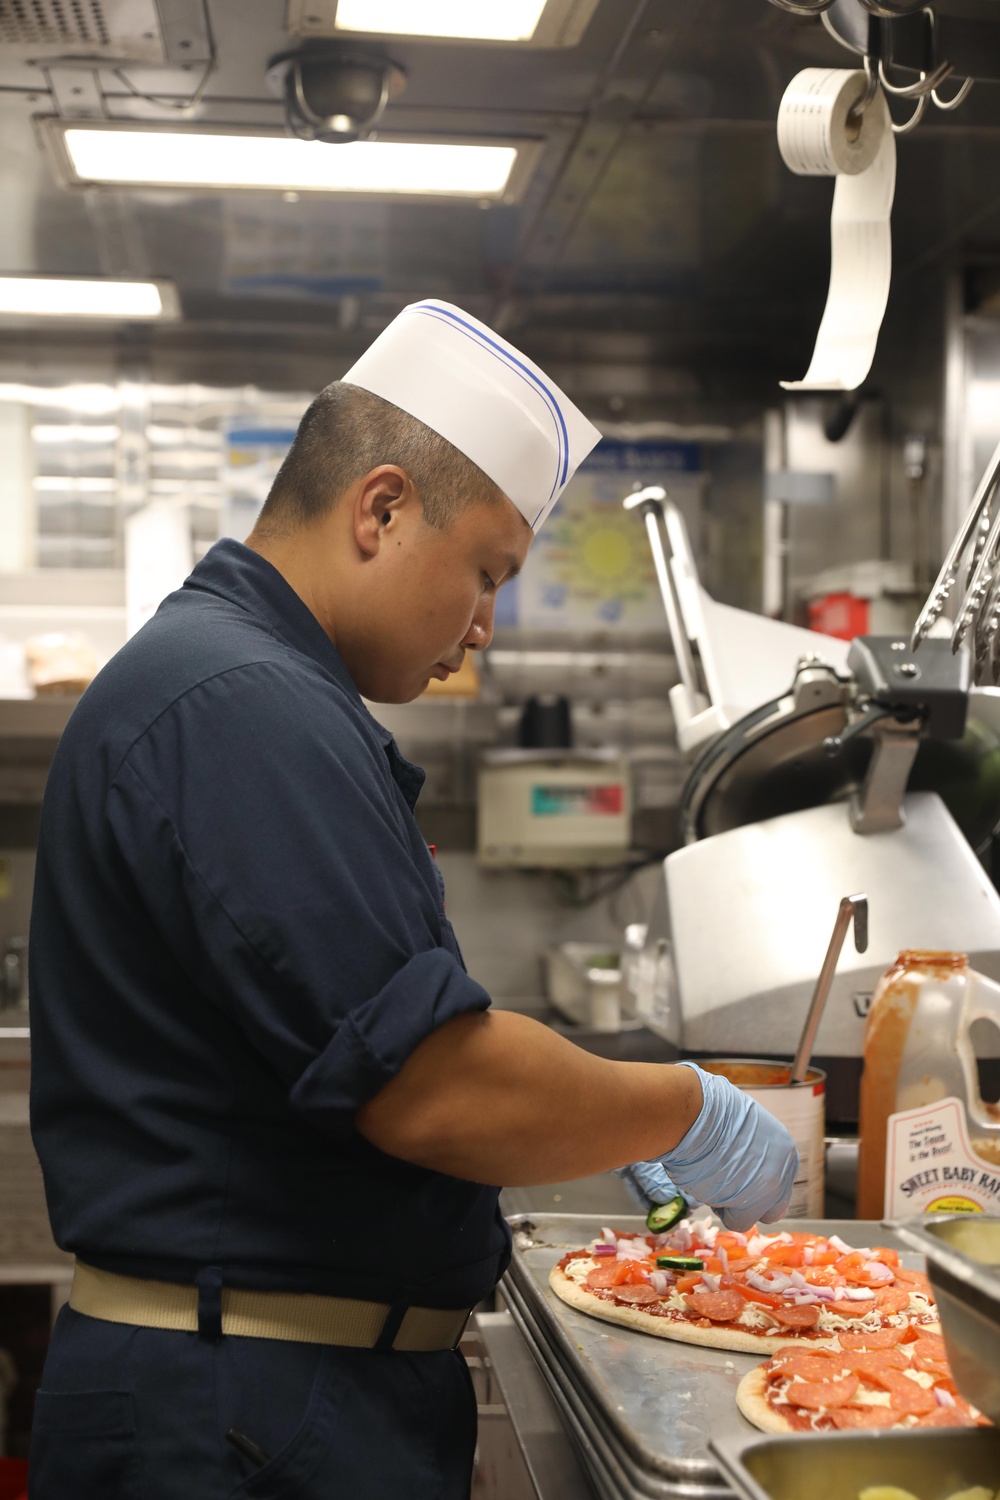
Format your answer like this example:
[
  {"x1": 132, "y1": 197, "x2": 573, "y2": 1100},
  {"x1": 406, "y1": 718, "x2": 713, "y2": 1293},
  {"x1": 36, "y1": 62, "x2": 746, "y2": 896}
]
[{"x1": 884, "y1": 1096, "x2": 1000, "y2": 1216}]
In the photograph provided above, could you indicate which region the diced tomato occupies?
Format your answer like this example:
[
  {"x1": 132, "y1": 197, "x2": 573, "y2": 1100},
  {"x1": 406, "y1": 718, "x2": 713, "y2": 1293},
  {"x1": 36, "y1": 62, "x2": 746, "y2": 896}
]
[
  {"x1": 763, "y1": 1244, "x2": 806, "y2": 1268},
  {"x1": 623, "y1": 1263, "x2": 653, "y2": 1285},
  {"x1": 811, "y1": 1249, "x2": 842, "y2": 1266},
  {"x1": 868, "y1": 1246, "x2": 900, "y2": 1268},
  {"x1": 675, "y1": 1273, "x2": 703, "y2": 1294},
  {"x1": 834, "y1": 1252, "x2": 897, "y2": 1288},
  {"x1": 724, "y1": 1280, "x2": 782, "y2": 1309}
]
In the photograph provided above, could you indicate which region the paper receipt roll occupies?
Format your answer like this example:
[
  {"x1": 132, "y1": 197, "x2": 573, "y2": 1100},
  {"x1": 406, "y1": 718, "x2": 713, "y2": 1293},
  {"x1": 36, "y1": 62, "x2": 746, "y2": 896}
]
[{"x1": 777, "y1": 69, "x2": 896, "y2": 392}]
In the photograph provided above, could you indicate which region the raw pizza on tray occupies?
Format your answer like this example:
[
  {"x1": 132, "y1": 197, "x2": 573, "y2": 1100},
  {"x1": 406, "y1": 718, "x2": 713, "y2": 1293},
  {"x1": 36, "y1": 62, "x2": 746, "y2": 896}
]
[
  {"x1": 736, "y1": 1333, "x2": 987, "y2": 1433},
  {"x1": 549, "y1": 1217, "x2": 940, "y2": 1357}
]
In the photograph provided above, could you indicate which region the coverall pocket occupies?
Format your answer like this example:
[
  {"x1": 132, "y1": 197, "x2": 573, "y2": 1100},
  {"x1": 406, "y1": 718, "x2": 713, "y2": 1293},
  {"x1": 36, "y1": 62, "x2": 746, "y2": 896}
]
[{"x1": 29, "y1": 1390, "x2": 142, "y2": 1499}]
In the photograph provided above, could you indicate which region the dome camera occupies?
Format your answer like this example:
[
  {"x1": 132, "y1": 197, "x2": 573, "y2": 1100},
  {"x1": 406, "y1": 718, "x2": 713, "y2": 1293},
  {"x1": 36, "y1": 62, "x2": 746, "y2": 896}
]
[{"x1": 266, "y1": 47, "x2": 407, "y2": 144}]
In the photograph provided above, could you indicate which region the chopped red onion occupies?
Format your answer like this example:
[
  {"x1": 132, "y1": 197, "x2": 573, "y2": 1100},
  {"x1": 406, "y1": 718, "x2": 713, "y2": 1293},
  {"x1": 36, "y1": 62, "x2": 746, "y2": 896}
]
[
  {"x1": 863, "y1": 1260, "x2": 894, "y2": 1282},
  {"x1": 717, "y1": 1245, "x2": 729, "y2": 1274},
  {"x1": 747, "y1": 1270, "x2": 792, "y2": 1294},
  {"x1": 600, "y1": 1227, "x2": 617, "y2": 1246},
  {"x1": 803, "y1": 1245, "x2": 815, "y2": 1265},
  {"x1": 650, "y1": 1271, "x2": 669, "y2": 1296},
  {"x1": 842, "y1": 1286, "x2": 876, "y2": 1301},
  {"x1": 700, "y1": 1272, "x2": 722, "y2": 1293},
  {"x1": 935, "y1": 1386, "x2": 956, "y2": 1407},
  {"x1": 787, "y1": 1291, "x2": 820, "y2": 1305},
  {"x1": 789, "y1": 1270, "x2": 808, "y2": 1289},
  {"x1": 593, "y1": 1244, "x2": 617, "y2": 1257},
  {"x1": 828, "y1": 1235, "x2": 854, "y2": 1255}
]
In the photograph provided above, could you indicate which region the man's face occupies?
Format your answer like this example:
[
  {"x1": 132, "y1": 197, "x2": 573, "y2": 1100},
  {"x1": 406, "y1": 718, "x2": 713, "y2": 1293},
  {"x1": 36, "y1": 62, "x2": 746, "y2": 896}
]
[{"x1": 345, "y1": 490, "x2": 532, "y2": 704}]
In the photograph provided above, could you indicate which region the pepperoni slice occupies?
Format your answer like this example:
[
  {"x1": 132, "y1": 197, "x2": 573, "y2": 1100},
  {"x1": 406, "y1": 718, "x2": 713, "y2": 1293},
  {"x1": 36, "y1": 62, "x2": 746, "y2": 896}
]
[
  {"x1": 586, "y1": 1263, "x2": 631, "y2": 1289},
  {"x1": 875, "y1": 1287, "x2": 912, "y2": 1315},
  {"x1": 912, "y1": 1332, "x2": 947, "y2": 1360},
  {"x1": 768, "y1": 1303, "x2": 821, "y2": 1329},
  {"x1": 915, "y1": 1405, "x2": 974, "y2": 1428},
  {"x1": 826, "y1": 1300, "x2": 876, "y2": 1319},
  {"x1": 836, "y1": 1349, "x2": 909, "y2": 1377},
  {"x1": 871, "y1": 1372, "x2": 938, "y2": 1415},
  {"x1": 784, "y1": 1374, "x2": 860, "y2": 1410},
  {"x1": 612, "y1": 1283, "x2": 660, "y2": 1305},
  {"x1": 893, "y1": 1265, "x2": 932, "y2": 1292},
  {"x1": 829, "y1": 1405, "x2": 899, "y2": 1430},
  {"x1": 683, "y1": 1290, "x2": 745, "y2": 1322},
  {"x1": 767, "y1": 1354, "x2": 848, "y2": 1383},
  {"x1": 836, "y1": 1327, "x2": 905, "y2": 1350},
  {"x1": 909, "y1": 1349, "x2": 954, "y2": 1383}
]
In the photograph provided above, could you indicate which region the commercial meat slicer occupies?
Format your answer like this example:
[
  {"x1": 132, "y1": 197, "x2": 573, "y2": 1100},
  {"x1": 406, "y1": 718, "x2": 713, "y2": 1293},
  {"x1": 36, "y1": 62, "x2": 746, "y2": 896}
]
[{"x1": 625, "y1": 487, "x2": 1000, "y2": 1120}]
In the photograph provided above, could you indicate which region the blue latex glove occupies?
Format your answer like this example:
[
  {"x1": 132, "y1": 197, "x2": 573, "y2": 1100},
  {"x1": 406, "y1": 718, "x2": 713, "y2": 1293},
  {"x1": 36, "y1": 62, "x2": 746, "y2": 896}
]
[{"x1": 615, "y1": 1062, "x2": 799, "y2": 1232}]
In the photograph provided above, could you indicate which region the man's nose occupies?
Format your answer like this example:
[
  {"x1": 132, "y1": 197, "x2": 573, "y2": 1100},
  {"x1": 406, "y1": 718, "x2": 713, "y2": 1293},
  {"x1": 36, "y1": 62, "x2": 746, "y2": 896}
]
[{"x1": 463, "y1": 594, "x2": 495, "y2": 652}]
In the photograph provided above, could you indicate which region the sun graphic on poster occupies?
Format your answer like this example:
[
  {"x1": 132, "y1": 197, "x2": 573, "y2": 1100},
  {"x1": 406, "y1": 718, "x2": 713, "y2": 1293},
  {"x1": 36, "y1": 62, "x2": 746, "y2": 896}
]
[{"x1": 539, "y1": 506, "x2": 656, "y2": 622}]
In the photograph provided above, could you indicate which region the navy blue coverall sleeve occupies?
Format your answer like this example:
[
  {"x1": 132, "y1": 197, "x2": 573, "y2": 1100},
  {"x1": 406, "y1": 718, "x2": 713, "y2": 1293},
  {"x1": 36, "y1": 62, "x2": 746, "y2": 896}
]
[{"x1": 106, "y1": 659, "x2": 490, "y2": 1136}]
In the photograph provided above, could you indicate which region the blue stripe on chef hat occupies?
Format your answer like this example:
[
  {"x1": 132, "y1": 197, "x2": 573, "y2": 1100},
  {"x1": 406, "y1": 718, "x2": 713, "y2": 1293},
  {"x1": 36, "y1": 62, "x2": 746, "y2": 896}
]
[{"x1": 413, "y1": 302, "x2": 570, "y2": 522}]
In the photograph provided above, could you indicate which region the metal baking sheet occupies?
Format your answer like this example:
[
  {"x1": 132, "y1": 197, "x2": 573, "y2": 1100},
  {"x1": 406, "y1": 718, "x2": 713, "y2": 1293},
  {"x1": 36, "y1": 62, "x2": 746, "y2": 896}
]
[{"x1": 504, "y1": 1213, "x2": 925, "y2": 1499}]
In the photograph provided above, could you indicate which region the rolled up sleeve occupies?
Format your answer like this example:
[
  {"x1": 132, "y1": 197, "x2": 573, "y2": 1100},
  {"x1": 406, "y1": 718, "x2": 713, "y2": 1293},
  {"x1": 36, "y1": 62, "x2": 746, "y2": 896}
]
[{"x1": 106, "y1": 661, "x2": 487, "y2": 1129}]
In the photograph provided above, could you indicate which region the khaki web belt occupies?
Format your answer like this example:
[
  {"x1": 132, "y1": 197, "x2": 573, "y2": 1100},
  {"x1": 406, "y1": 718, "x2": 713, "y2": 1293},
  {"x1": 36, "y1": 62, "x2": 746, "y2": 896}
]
[{"x1": 70, "y1": 1261, "x2": 473, "y2": 1353}]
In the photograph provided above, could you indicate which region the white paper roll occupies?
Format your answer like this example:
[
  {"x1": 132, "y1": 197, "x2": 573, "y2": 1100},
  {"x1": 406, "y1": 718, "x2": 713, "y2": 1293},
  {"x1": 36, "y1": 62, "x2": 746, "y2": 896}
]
[
  {"x1": 777, "y1": 70, "x2": 897, "y2": 392},
  {"x1": 777, "y1": 68, "x2": 886, "y2": 177}
]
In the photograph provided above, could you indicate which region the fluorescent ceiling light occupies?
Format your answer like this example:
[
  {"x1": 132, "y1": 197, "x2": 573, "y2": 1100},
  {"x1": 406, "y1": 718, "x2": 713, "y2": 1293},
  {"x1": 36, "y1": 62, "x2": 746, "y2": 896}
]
[
  {"x1": 32, "y1": 424, "x2": 121, "y2": 444},
  {"x1": 334, "y1": 0, "x2": 548, "y2": 40},
  {"x1": 62, "y1": 128, "x2": 520, "y2": 197},
  {"x1": 0, "y1": 276, "x2": 166, "y2": 319}
]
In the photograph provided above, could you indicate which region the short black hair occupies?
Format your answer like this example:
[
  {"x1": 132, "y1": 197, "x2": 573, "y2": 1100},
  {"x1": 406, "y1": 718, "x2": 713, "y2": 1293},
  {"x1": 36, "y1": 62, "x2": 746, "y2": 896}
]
[{"x1": 254, "y1": 381, "x2": 505, "y2": 536}]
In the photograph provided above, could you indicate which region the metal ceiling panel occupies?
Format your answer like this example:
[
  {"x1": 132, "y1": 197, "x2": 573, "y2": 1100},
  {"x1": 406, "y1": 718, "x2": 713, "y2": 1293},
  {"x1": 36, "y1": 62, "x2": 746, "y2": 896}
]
[{"x1": 0, "y1": 0, "x2": 165, "y2": 62}]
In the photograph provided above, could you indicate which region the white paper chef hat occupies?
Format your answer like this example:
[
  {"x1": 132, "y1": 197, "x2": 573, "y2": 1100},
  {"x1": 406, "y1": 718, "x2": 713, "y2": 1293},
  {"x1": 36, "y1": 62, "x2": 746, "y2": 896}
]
[{"x1": 341, "y1": 299, "x2": 601, "y2": 532}]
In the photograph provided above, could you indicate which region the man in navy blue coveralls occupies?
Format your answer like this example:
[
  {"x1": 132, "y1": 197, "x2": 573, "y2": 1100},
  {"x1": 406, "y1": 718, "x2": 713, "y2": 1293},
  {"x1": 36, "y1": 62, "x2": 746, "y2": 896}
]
[{"x1": 28, "y1": 328, "x2": 797, "y2": 1497}]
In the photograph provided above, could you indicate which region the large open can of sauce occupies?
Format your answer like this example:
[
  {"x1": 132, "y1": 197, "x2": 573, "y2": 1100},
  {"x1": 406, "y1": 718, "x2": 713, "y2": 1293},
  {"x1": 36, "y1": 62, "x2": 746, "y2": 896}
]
[{"x1": 698, "y1": 1058, "x2": 826, "y2": 1219}]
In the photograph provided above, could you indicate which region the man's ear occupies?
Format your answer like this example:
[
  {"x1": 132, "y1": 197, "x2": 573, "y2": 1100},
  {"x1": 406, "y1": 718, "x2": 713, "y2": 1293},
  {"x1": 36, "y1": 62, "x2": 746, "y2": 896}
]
[{"x1": 352, "y1": 466, "x2": 409, "y2": 559}]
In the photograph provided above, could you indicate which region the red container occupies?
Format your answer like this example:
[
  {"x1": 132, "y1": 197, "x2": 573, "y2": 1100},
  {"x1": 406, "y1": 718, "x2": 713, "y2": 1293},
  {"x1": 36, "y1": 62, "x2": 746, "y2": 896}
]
[
  {"x1": 0, "y1": 1458, "x2": 28, "y2": 1500},
  {"x1": 808, "y1": 591, "x2": 869, "y2": 642}
]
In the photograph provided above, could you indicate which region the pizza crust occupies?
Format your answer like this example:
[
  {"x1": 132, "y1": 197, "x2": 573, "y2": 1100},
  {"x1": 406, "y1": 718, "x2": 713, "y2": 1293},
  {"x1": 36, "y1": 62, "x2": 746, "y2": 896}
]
[
  {"x1": 549, "y1": 1265, "x2": 841, "y2": 1357},
  {"x1": 736, "y1": 1366, "x2": 794, "y2": 1433}
]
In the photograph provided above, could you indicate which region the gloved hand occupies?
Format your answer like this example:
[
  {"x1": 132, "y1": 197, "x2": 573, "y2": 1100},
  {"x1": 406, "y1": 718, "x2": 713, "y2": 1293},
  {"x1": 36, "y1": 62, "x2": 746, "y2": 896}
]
[{"x1": 615, "y1": 1062, "x2": 798, "y2": 1231}]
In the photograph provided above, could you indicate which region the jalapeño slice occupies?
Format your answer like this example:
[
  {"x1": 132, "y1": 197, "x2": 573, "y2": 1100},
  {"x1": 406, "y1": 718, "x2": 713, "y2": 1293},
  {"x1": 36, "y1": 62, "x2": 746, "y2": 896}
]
[
  {"x1": 656, "y1": 1255, "x2": 705, "y2": 1271},
  {"x1": 645, "y1": 1195, "x2": 687, "y2": 1234}
]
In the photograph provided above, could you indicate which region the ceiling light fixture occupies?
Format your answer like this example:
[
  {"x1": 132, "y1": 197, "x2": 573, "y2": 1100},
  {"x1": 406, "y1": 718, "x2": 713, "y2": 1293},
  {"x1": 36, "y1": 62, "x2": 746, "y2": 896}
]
[
  {"x1": 287, "y1": 0, "x2": 600, "y2": 47},
  {"x1": 0, "y1": 276, "x2": 176, "y2": 320},
  {"x1": 335, "y1": 0, "x2": 548, "y2": 40},
  {"x1": 44, "y1": 125, "x2": 533, "y2": 201}
]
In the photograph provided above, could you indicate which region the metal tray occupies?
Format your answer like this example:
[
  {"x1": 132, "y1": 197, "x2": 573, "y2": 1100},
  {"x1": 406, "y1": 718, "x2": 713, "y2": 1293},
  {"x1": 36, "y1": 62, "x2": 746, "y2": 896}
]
[
  {"x1": 891, "y1": 1213, "x2": 1000, "y2": 1426},
  {"x1": 503, "y1": 1268, "x2": 706, "y2": 1500},
  {"x1": 503, "y1": 1213, "x2": 924, "y2": 1500},
  {"x1": 713, "y1": 1427, "x2": 1000, "y2": 1500}
]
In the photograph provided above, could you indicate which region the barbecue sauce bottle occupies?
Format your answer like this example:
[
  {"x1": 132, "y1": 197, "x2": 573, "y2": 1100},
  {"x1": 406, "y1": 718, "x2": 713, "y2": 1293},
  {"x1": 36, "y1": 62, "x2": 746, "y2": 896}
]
[{"x1": 857, "y1": 951, "x2": 1000, "y2": 1220}]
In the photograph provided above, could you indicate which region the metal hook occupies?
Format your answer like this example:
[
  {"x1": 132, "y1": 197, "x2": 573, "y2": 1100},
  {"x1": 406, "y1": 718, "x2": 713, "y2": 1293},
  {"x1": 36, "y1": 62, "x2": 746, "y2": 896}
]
[
  {"x1": 931, "y1": 76, "x2": 974, "y2": 110},
  {"x1": 847, "y1": 54, "x2": 880, "y2": 125},
  {"x1": 890, "y1": 90, "x2": 928, "y2": 133},
  {"x1": 878, "y1": 55, "x2": 954, "y2": 98}
]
